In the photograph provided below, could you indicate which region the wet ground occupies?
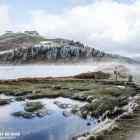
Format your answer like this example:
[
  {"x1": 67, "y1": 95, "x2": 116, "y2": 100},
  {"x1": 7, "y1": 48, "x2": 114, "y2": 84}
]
[{"x1": 0, "y1": 77, "x2": 140, "y2": 140}]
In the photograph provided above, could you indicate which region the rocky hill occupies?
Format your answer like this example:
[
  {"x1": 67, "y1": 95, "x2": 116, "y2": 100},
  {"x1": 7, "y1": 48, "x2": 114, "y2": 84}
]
[
  {"x1": 0, "y1": 31, "x2": 47, "y2": 51},
  {"x1": 0, "y1": 31, "x2": 138, "y2": 64}
]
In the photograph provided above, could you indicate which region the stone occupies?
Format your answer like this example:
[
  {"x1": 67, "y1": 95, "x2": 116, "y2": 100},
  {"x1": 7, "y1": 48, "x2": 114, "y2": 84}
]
[
  {"x1": 63, "y1": 111, "x2": 72, "y2": 117},
  {"x1": 0, "y1": 99, "x2": 11, "y2": 105},
  {"x1": 36, "y1": 109, "x2": 48, "y2": 117},
  {"x1": 15, "y1": 96, "x2": 26, "y2": 101},
  {"x1": 24, "y1": 101, "x2": 44, "y2": 112},
  {"x1": 12, "y1": 111, "x2": 35, "y2": 119},
  {"x1": 54, "y1": 101, "x2": 72, "y2": 109}
]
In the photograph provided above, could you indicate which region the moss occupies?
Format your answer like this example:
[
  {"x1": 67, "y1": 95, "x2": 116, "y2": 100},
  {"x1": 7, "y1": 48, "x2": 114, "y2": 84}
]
[
  {"x1": 88, "y1": 136, "x2": 96, "y2": 140},
  {"x1": 74, "y1": 71, "x2": 110, "y2": 79},
  {"x1": 0, "y1": 79, "x2": 137, "y2": 100},
  {"x1": 12, "y1": 111, "x2": 34, "y2": 119},
  {"x1": 24, "y1": 101, "x2": 44, "y2": 112},
  {"x1": 15, "y1": 96, "x2": 26, "y2": 101},
  {"x1": 95, "y1": 135, "x2": 104, "y2": 140},
  {"x1": 27, "y1": 92, "x2": 61, "y2": 99},
  {"x1": 81, "y1": 97, "x2": 124, "y2": 118}
]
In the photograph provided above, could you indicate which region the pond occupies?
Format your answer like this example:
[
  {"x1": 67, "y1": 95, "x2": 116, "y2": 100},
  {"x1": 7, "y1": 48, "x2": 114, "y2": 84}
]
[{"x1": 0, "y1": 96, "x2": 97, "y2": 140}]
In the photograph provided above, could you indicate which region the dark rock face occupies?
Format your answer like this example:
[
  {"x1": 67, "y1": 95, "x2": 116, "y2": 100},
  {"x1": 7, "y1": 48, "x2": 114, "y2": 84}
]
[{"x1": 0, "y1": 41, "x2": 109, "y2": 64}]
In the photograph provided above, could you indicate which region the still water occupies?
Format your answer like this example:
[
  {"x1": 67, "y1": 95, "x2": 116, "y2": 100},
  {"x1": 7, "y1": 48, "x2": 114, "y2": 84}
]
[
  {"x1": 0, "y1": 96, "x2": 97, "y2": 140},
  {"x1": 0, "y1": 65, "x2": 98, "y2": 80}
]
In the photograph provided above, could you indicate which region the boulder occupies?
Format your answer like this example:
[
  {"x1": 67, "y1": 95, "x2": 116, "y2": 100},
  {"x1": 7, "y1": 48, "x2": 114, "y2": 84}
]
[
  {"x1": 63, "y1": 111, "x2": 72, "y2": 117},
  {"x1": 36, "y1": 109, "x2": 48, "y2": 117},
  {"x1": 54, "y1": 101, "x2": 72, "y2": 109},
  {"x1": 12, "y1": 111, "x2": 35, "y2": 119},
  {"x1": 24, "y1": 101, "x2": 44, "y2": 112},
  {"x1": 0, "y1": 99, "x2": 11, "y2": 105}
]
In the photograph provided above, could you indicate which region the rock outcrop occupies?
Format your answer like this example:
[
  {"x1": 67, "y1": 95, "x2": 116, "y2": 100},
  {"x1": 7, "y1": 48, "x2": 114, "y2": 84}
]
[
  {"x1": 0, "y1": 37, "x2": 111, "y2": 64},
  {"x1": 0, "y1": 31, "x2": 46, "y2": 51},
  {"x1": 0, "y1": 31, "x2": 138, "y2": 64}
]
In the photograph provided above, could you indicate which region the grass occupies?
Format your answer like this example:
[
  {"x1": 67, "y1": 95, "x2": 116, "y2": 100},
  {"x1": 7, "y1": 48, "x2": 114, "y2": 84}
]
[
  {"x1": 0, "y1": 32, "x2": 48, "y2": 44},
  {"x1": 0, "y1": 79, "x2": 137, "y2": 100}
]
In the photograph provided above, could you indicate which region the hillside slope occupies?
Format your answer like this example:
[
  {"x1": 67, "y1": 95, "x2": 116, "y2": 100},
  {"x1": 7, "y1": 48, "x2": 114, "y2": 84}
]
[
  {"x1": 0, "y1": 31, "x2": 47, "y2": 51},
  {"x1": 0, "y1": 31, "x2": 138, "y2": 64}
]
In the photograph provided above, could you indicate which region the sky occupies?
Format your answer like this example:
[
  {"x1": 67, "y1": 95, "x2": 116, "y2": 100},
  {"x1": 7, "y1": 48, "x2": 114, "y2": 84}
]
[{"x1": 0, "y1": 0, "x2": 139, "y2": 57}]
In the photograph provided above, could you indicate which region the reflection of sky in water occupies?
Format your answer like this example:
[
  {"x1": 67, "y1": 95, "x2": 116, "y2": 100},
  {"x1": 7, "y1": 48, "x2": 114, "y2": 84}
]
[
  {"x1": 0, "y1": 97, "x2": 96, "y2": 140},
  {"x1": 0, "y1": 65, "x2": 98, "y2": 80},
  {"x1": 0, "y1": 62, "x2": 139, "y2": 80}
]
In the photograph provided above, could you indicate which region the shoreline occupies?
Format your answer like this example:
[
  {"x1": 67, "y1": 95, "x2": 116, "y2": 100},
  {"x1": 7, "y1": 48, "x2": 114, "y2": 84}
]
[
  {"x1": 74, "y1": 94, "x2": 140, "y2": 140},
  {"x1": 0, "y1": 74, "x2": 140, "y2": 140}
]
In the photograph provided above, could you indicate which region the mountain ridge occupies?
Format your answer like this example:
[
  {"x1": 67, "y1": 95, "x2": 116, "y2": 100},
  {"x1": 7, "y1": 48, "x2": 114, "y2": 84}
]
[{"x1": 0, "y1": 31, "x2": 139, "y2": 65}]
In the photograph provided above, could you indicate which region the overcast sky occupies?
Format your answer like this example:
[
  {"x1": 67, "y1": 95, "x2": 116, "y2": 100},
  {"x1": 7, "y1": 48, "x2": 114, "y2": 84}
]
[{"x1": 0, "y1": 0, "x2": 139, "y2": 57}]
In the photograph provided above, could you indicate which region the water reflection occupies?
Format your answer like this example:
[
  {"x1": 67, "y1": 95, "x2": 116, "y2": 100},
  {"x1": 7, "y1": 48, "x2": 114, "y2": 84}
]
[
  {"x1": 0, "y1": 65, "x2": 98, "y2": 80},
  {"x1": 0, "y1": 97, "x2": 96, "y2": 140}
]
